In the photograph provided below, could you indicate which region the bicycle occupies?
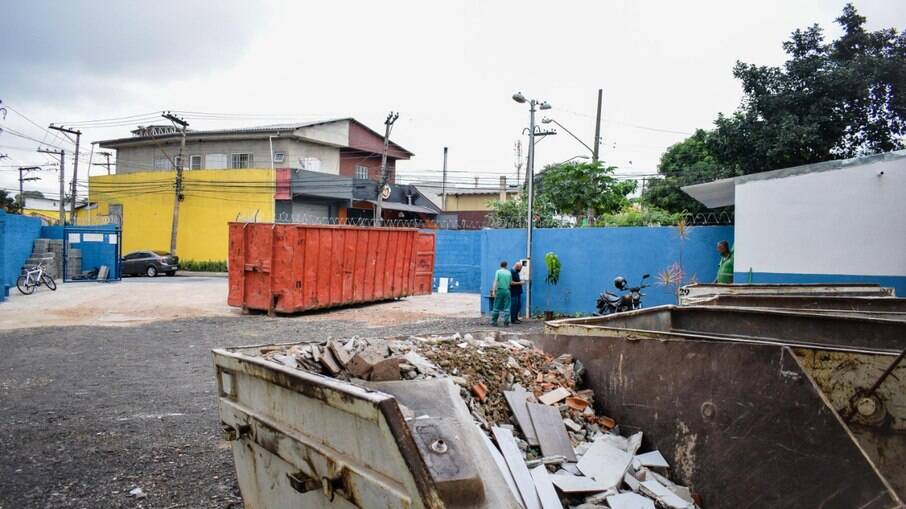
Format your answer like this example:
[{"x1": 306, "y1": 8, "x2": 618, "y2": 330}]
[{"x1": 16, "y1": 262, "x2": 57, "y2": 295}]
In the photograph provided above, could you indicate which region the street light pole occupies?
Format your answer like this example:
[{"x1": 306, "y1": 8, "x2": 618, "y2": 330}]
[
  {"x1": 513, "y1": 92, "x2": 551, "y2": 320},
  {"x1": 525, "y1": 101, "x2": 536, "y2": 320}
]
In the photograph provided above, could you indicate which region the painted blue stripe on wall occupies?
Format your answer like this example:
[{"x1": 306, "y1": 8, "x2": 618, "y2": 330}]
[{"x1": 737, "y1": 272, "x2": 906, "y2": 298}]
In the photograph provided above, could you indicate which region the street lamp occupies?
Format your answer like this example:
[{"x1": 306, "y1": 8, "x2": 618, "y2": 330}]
[
  {"x1": 512, "y1": 91, "x2": 551, "y2": 320},
  {"x1": 541, "y1": 117, "x2": 595, "y2": 157}
]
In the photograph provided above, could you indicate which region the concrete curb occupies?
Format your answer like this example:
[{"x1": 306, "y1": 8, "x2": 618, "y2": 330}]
[{"x1": 175, "y1": 271, "x2": 228, "y2": 278}]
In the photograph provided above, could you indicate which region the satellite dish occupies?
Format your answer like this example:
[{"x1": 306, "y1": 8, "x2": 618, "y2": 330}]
[{"x1": 381, "y1": 184, "x2": 392, "y2": 200}]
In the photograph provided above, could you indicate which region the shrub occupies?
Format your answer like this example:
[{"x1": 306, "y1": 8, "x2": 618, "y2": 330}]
[{"x1": 179, "y1": 260, "x2": 228, "y2": 272}]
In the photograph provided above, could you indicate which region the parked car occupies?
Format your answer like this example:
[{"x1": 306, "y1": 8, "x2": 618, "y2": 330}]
[{"x1": 121, "y1": 250, "x2": 179, "y2": 277}]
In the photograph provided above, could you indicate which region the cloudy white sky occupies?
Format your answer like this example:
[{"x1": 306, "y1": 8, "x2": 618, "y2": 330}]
[{"x1": 1, "y1": 0, "x2": 904, "y2": 198}]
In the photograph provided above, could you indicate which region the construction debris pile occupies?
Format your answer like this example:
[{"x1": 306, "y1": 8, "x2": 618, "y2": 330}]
[{"x1": 259, "y1": 332, "x2": 700, "y2": 509}]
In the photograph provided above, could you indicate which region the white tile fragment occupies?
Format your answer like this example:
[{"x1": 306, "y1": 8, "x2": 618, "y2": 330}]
[
  {"x1": 576, "y1": 439, "x2": 632, "y2": 490},
  {"x1": 561, "y1": 462, "x2": 581, "y2": 475},
  {"x1": 623, "y1": 472, "x2": 641, "y2": 492},
  {"x1": 640, "y1": 479, "x2": 694, "y2": 509},
  {"x1": 530, "y1": 465, "x2": 563, "y2": 509},
  {"x1": 492, "y1": 426, "x2": 542, "y2": 509},
  {"x1": 549, "y1": 474, "x2": 609, "y2": 493},
  {"x1": 606, "y1": 491, "x2": 656, "y2": 509},
  {"x1": 538, "y1": 387, "x2": 570, "y2": 405},
  {"x1": 636, "y1": 450, "x2": 670, "y2": 468}
]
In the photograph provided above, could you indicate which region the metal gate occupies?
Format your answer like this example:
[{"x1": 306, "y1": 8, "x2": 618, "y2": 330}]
[{"x1": 62, "y1": 225, "x2": 122, "y2": 282}]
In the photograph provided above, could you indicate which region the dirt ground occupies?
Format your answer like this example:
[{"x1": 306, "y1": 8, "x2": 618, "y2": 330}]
[
  {"x1": 0, "y1": 279, "x2": 534, "y2": 508},
  {"x1": 0, "y1": 277, "x2": 480, "y2": 330}
]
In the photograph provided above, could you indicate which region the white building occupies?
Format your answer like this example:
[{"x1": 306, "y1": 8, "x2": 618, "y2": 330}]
[{"x1": 683, "y1": 150, "x2": 906, "y2": 295}]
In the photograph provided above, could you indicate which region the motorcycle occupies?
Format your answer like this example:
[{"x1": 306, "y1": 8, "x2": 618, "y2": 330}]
[{"x1": 595, "y1": 273, "x2": 650, "y2": 315}]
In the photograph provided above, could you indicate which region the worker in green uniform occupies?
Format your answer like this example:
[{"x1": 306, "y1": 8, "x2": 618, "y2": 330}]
[
  {"x1": 715, "y1": 240, "x2": 734, "y2": 284},
  {"x1": 490, "y1": 260, "x2": 513, "y2": 326}
]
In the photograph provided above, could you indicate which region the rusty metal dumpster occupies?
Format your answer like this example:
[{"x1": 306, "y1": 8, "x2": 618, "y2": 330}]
[
  {"x1": 228, "y1": 223, "x2": 435, "y2": 314},
  {"x1": 545, "y1": 307, "x2": 906, "y2": 507},
  {"x1": 679, "y1": 282, "x2": 896, "y2": 305},
  {"x1": 697, "y1": 294, "x2": 906, "y2": 320},
  {"x1": 213, "y1": 341, "x2": 521, "y2": 509}
]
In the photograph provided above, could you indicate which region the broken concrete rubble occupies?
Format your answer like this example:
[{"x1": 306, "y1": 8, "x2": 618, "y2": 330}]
[{"x1": 256, "y1": 332, "x2": 700, "y2": 509}]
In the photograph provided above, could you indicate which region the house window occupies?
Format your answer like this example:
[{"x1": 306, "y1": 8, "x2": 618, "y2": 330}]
[
  {"x1": 205, "y1": 153, "x2": 227, "y2": 169},
  {"x1": 273, "y1": 151, "x2": 285, "y2": 163},
  {"x1": 230, "y1": 153, "x2": 253, "y2": 169},
  {"x1": 153, "y1": 156, "x2": 173, "y2": 170},
  {"x1": 189, "y1": 155, "x2": 202, "y2": 169},
  {"x1": 355, "y1": 165, "x2": 369, "y2": 179},
  {"x1": 301, "y1": 157, "x2": 321, "y2": 172}
]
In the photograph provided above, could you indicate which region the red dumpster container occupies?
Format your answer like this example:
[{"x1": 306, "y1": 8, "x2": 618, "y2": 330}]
[{"x1": 228, "y1": 223, "x2": 435, "y2": 313}]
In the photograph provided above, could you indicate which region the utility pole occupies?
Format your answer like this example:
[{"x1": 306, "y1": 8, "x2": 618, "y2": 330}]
[
  {"x1": 441, "y1": 147, "x2": 448, "y2": 210},
  {"x1": 49, "y1": 125, "x2": 81, "y2": 223},
  {"x1": 374, "y1": 111, "x2": 399, "y2": 226},
  {"x1": 592, "y1": 89, "x2": 602, "y2": 163},
  {"x1": 162, "y1": 111, "x2": 188, "y2": 255},
  {"x1": 93, "y1": 151, "x2": 113, "y2": 175},
  {"x1": 17, "y1": 166, "x2": 41, "y2": 207},
  {"x1": 38, "y1": 147, "x2": 65, "y2": 224},
  {"x1": 512, "y1": 91, "x2": 552, "y2": 320}
]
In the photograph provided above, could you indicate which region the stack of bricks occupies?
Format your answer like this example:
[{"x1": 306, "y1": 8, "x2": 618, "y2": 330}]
[{"x1": 24, "y1": 239, "x2": 57, "y2": 279}]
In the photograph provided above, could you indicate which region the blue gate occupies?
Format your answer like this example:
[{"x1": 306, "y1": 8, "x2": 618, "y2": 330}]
[{"x1": 62, "y1": 225, "x2": 122, "y2": 282}]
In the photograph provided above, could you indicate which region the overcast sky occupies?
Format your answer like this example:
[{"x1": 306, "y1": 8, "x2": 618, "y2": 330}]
[{"x1": 1, "y1": 0, "x2": 904, "y2": 198}]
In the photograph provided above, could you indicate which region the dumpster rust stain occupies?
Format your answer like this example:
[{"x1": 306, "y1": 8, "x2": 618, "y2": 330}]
[{"x1": 673, "y1": 419, "x2": 698, "y2": 484}]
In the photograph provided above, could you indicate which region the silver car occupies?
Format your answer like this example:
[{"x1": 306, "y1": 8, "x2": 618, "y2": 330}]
[{"x1": 121, "y1": 250, "x2": 179, "y2": 277}]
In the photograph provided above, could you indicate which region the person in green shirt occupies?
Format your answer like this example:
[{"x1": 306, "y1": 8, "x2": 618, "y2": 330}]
[
  {"x1": 715, "y1": 240, "x2": 734, "y2": 284},
  {"x1": 490, "y1": 260, "x2": 513, "y2": 326}
]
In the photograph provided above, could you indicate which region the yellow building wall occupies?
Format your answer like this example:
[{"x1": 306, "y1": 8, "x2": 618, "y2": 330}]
[
  {"x1": 446, "y1": 193, "x2": 515, "y2": 211},
  {"x1": 21, "y1": 209, "x2": 58, "y2": 222},
  {"x1": 89, "y1": 169, "x2": 275, "y2": 261},
  {"x1": 22, "y1": 207, "x2": 103, "y2": 224}
]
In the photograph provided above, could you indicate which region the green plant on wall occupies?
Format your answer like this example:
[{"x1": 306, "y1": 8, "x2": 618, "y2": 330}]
[
  {"x1": 544, "y1": 252, "x2": 561, "y2": 285},
  {"x1": 543, "y1": 251, "x2": 561, "y2": 314}
]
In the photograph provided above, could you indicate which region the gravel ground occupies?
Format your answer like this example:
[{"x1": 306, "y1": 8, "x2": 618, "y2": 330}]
[{"x1": 0, "y1": 313, "x2": 541, "y2": 508}]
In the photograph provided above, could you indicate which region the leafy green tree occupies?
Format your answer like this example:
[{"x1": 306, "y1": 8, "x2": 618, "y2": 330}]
[
  {"x1": 708, "y1": 4, "x2": 906, "y2": 174},
  {"x1": 642, "y1": 130, "x2": 731, "y2": 214},
  {"x1": 644, "y1": 4, "x2": 905, "y2": 213},
  {"x1": 0, "y1": 190, "x2": 20, "y2": 213},
  {"x1": 14, "y1": 190, "x2": 44, "y2": 208},
  {"x1": 489, "y1": 191, "x2": 563, "y2": 228},
  {"x1": 537, "y1": 161, "x2": 636, "y2": 222},
  {"x1": 596, "y1": 206, "x2": 682, "y2": 227}
]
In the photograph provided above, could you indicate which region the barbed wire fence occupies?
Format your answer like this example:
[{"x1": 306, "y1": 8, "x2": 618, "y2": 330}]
[{"x1": 249, "y1": 209, "x2": 734, "y2": 230}]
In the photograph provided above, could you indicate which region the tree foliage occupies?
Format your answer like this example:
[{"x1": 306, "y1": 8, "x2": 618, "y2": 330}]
[
  {"x1": 710, "y1": 4, "x2": 906, "y2": 174},
  {"x1": 488, "y1": 191, "x2": 563, "y2": 228},
  {"x1": 596, "y1": 206, "x2": 682, "y2": 227},
  {"x1": 642, "y1": 130, "x2": 730, "y2": 214},
  {"x1": 14, "y1": 190, "x2": 44, "y2": 208},
  {"x1": 0, "y1": 190, "x2": 20, "y2": 213},
  {"x1": 642, "y1": 4, "x2": 906, "y2": 212},
  {"x1": 537, "y1": 161, "x2": 636, "y2": 220}
]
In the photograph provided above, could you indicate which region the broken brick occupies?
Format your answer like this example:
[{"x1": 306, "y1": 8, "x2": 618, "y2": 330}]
[{"x1": 472, "y1": 382, "x2": 488, "y2": 402}]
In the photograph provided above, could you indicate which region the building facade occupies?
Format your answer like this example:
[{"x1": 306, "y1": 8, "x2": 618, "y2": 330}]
[
  {"x1": 92, "y1": 118, "x2": 437, "y2": 262},
  {"x1": 683, "y1": 150, "x2": 906, "y2": 295}
]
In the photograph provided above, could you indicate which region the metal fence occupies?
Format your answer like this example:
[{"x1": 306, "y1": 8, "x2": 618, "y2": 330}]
[{"x1": 260, "y1": 209, "x2": 735, "y2": 230}]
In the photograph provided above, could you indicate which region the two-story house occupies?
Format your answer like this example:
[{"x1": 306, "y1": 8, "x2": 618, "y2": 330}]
[{"x1": 91, "y1": 118, "x2": 439, "y2": 261}]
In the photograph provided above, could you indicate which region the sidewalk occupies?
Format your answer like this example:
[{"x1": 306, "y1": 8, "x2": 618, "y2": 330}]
[{"x1": 174, "y1": 270, "x2": 228, "y2": 277}]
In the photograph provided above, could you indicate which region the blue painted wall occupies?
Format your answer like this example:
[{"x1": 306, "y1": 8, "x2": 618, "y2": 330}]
[
  {"x1": 0, "y1": 211, "x2": 44, "y2": 293},
  {"x1": 738, "y1": 272, "x2": 906, "y2": 299},
  {"x1": 479, "y1": 226, "x2": 734, "y2": 315},
  {"x1": 432, "y1": 230, "x2": 482, "y2": 293}
]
